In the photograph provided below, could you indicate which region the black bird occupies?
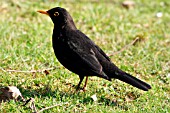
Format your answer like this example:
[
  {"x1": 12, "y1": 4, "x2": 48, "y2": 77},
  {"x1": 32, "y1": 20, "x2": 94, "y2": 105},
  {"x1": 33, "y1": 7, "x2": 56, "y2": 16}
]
[{"x1": 37, "y1": 7, "x2": 151, "y2": 91}]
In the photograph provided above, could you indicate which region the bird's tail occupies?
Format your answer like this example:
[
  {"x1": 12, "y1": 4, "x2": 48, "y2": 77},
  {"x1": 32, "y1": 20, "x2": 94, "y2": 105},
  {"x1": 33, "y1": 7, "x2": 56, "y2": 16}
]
[{"x1": 115, "y1": 72, "x2": 151, "y2": 91}]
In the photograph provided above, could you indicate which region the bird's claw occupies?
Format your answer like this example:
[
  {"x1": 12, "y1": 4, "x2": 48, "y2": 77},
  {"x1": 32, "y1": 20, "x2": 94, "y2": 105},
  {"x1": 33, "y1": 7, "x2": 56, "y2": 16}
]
[
  {"x1": 75, "y1": 86, "x2": 87, "y2": 92},
  {"x1": 82, "y1": 87, "x2": 87, "y2": 92}
]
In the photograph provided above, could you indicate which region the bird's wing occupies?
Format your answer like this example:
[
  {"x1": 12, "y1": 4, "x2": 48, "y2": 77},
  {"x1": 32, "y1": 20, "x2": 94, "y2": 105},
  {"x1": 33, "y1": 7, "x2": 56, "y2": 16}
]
[
  {"x1": 68, "y1": 41, "x2": 102, "y2": 75},
  {"x1": 67, "y1": 31, "x2": 109, "y2": 79},
  {"x1": 76, "y1": 30, "x2": 111, "y2": 61},
  {"x1": 94, "y1": 45, "x2": 111, "y2": 61}
]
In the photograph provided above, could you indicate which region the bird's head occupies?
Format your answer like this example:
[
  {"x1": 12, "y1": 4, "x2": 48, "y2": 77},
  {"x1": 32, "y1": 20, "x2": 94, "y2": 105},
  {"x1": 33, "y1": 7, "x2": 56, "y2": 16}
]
[{"x1": 38, "y1": 7, "x2": 76, "y2": 30}]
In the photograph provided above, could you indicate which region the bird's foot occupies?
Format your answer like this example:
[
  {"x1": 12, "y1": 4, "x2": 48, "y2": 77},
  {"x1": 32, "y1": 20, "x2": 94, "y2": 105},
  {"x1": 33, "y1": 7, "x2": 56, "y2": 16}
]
[
  {"x1": 75, "y1": 87, "x2": 87, "y2": 93},
  {"x1": 82, "y1": 87, "x2": 87, "y2": 92}
]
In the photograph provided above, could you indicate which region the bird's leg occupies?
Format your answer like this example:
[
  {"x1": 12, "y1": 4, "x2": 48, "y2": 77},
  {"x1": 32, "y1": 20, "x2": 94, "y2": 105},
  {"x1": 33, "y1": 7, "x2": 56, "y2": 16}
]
[
  {"x1": 76, "y1": 76, "x2": 84, "y2": 91},
  {"x1": 83, "y1": 76, "x2": 88, "y2": 91}
]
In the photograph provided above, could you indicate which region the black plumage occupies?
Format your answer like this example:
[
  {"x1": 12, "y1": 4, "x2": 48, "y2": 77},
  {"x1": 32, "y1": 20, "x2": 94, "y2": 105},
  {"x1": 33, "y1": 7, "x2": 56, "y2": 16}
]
[{"x1": 38, "y1": 7, "x2": 151, "y2": 91}]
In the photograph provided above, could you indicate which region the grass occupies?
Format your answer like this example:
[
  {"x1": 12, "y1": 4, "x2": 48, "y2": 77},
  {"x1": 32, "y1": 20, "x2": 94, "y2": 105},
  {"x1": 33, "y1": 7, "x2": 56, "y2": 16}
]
[{"x1": 0, "y1": 0, "x2": 170, "y2": 112}]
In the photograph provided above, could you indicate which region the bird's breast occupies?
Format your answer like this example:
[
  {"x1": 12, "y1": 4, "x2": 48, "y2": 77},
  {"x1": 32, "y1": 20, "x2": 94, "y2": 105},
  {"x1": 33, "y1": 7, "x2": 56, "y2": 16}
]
[{"x1": 52, "y1": 37, "x2": 83, "y2": 74}]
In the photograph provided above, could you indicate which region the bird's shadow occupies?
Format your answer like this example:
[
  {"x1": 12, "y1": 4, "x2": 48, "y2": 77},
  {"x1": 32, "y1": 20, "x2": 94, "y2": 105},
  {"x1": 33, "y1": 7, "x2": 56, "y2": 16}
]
[{"x1": 13, "y1": 83, "x2": 128, "y2": 111}]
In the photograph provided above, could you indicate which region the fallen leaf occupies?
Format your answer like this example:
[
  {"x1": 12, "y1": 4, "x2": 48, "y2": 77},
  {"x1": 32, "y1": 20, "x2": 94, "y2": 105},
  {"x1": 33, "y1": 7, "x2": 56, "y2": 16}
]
[
  {"x1": 91, "y1": 94, "x2": 97, "y2": 102},
  {"x1": 122, "y1": 0, "x2": 135, "y2": 9},
  {"x1": 0, "y1": 86, "x2": 25, "y2": 103},
  {"x1": 156, "y1": 12, "x2": 163, "y2": 18},
  {"x1": 167, "y1": 73, "x2": 170, "y2": 78},
  {"x1": 125, "y1": 92, "x2": 138, "y2": 102},
  {"x1": 44, "y1": 70, "x2": 50, "y2": 75}
]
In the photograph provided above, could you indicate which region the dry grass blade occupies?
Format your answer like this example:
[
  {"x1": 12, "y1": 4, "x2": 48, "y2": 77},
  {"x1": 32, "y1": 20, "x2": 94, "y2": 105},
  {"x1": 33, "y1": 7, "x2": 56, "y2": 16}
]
[
  {"x1": 0, "y1": 67, "x2": 57, "y2": 74},
  {"x1": 108, "y1": 37, "x2": 139, "y2": 57},
  {"x1": 38, "y1": 102, "x2": 69, "y2": 113}
]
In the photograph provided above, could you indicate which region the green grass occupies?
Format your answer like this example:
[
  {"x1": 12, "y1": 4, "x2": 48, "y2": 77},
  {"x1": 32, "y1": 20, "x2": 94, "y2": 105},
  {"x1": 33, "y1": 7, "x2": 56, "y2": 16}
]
[{"x1": 0, "y1": 0, "x2": 170, "y2": 112}]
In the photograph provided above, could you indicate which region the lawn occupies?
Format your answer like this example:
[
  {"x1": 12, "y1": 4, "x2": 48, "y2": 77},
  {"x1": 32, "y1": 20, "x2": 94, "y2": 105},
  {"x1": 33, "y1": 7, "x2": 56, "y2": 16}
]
[{"x1": 0, "y1": 0, "x2": 170, "y2": 112}]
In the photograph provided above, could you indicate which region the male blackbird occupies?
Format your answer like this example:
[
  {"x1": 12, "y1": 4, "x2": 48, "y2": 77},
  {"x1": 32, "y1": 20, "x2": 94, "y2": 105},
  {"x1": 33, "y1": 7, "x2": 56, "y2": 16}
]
[{"x1": 37, "y1": 7, "x2": 151, "y2": 91}]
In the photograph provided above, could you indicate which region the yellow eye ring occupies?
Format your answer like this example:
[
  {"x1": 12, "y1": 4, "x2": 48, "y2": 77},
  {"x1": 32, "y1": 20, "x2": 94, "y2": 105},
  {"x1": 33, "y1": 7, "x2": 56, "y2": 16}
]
[{"x1": 54, "y1": 12, "x2": 59, "y2": 16}]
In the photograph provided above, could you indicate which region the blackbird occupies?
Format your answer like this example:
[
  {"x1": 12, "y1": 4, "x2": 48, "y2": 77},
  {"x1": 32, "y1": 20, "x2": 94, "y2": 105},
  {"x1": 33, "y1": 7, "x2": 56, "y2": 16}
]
[{"x1": 37, "y1": 7, "x2": 151, "y2": 91}]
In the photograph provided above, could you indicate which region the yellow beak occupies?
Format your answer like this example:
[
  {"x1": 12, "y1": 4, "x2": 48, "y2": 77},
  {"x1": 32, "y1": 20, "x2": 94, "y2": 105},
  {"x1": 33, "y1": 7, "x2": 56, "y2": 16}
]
[{"x1": 37, "y1": 10, "x2": 49, "y2": 16}]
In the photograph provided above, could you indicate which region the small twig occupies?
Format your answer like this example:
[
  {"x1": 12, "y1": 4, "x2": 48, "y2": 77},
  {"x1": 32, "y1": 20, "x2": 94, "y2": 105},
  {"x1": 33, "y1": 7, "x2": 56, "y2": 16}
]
[
  {"x1": 22, "y1": 98, "x2": 37, "y2": 113},
  {"x1": 30, "y1": 98, "x2": 37, "y2": 113},
  {"x1": 107, "y1": 37, "x2": 139, "y2": 57},
  {"x1": 22, "y1": 98, "x2": 68, "y2": 113},
  {"x1": 38, "y1": 102, "x2": 68, "y2": 113},
  {"x1": 0, "y1": 67, "x2": 56, "y2": 73}
]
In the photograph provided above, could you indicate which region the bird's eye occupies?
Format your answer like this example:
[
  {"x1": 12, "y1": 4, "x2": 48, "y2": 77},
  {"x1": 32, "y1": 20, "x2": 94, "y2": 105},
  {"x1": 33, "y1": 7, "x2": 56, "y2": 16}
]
[{"x1": 54, "y1": 12, "x2": 59, "y2": 16}]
